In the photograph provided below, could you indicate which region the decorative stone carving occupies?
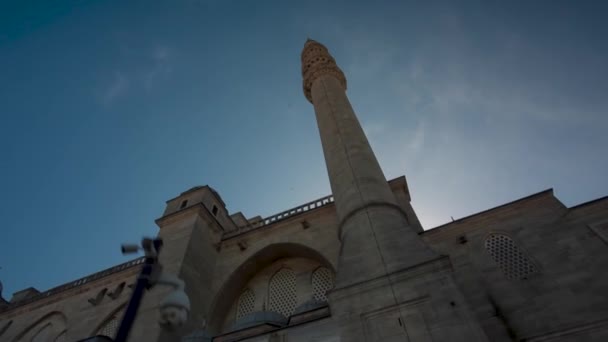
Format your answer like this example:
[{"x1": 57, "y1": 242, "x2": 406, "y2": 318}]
[
  {"x1": 107, "y1": 282, "x2": 125, "y2": 300},
  {"x1": 301, "y1": 39, "x2": 347, "y2": 103},
  {"x1": 87, "y1": 288, "x2": 107, "y2": 306}
]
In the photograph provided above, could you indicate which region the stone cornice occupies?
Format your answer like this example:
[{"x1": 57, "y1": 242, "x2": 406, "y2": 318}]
[
  {"x1": 0, "y1": 258, "x2": 143, "y2": 318},
  {"x1": 155, "y1": 202, "x2": 225, "y2": 233},
  {"x1": 165, "y1": 185, "x2": 227, "y2": 208},
  {"x1": 328, "y1": 255, "x2": 452, "y2": 301},
  {"x1": 420, "y1": 189, "x2": 559, "y2": 240},
  {"x1": 567, "y1": 195, "x2": 608, "y2": 211},
  {"x1": 222, "y1": 195, "x2": 335, "y2": 241},
  {"x1": 523, "y1": 317, "x2": 608, "y2": 341},
  {"x1": 221, "y1": 176, "x2": 410, "y2": 241},
  {"x1": 338, "y1": 201, "x2": 411, "y2": 241}
]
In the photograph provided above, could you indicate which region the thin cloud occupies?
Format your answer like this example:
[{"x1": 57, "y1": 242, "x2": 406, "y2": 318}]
[
  {"x1": 315, "y1": 7, "x2": 608, "y2": 229},
  {"x1": 97, "y1": 45, "x2": 174, "y2": 104},
  {"x1": 407, "y1": 120, "x2": 426, "y2": 152},
  {"x1": 101, "y1": 71, "x2": 129, "y2": 105},
  {"x1": 144, "y1": 45, "x2": 173, "y2": 90}
]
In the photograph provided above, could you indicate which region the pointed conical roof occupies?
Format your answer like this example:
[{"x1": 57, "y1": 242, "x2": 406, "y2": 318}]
[{"x1": 304, "y1": 38, "x2": 320, "y2": 47}]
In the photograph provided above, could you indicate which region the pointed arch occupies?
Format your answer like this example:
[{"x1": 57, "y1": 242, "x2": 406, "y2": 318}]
[
  {"x1": 11, "y1": 311, "x2": 67, "y2": 342},
  {"x1": 207, "y1": 242, "x2": 334, "y2": 334}
]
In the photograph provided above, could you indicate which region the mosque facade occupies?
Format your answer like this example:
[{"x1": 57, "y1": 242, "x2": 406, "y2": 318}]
[{"x1": 1, "y1": 40, "x2": 608, "y2": 342}]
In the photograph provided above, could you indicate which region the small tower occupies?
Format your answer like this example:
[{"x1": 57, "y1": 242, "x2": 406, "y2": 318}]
[{"x1": 126, "y1": 185, "x2": 237, "y2": 341}]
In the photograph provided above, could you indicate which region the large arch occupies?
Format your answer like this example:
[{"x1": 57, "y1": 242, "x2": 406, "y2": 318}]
[
  {"x1": 12, "y1": 311, "x2": 67, "y2": 342},
  {"x1": 207, "y1": 242, "x2": 335, "y2": 334}
]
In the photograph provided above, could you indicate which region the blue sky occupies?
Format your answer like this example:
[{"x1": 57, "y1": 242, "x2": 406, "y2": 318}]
[{"x1": 1, "y1": 0, "x2": 607, "y2": 298}]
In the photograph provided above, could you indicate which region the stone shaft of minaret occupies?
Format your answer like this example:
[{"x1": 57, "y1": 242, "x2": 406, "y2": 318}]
[{"x1": 302, "y1": 40, "x2": 436, "y2": 288}]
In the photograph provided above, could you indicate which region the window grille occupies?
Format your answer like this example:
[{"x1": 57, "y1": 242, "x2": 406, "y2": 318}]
[
  {"x1": 312, "y1": 267, "x2": 333, "y2": 302},
  {"x1": 485, "y1": 234, "x2": 538, "y2": 280},
  {"x1": 97, "y1": 307, "x2": 125, "y2": 338},
  {"x1": 236, "y1": 289, "x2": 255, "y2": 319},
  {"x1": 268, "y1": 268, "x2": 297, "y2": 317}
]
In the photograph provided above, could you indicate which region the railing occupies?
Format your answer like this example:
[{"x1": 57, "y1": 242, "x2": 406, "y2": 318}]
[
  {"x1": 258, "y1": 195, "x2": 334, "y2": 226},
  {"x1": 223, "y1": 195, "x2": 335, "y2": 238},
  {"x1": 0, "y1": 257, "x2": 146, "y2": 313}
]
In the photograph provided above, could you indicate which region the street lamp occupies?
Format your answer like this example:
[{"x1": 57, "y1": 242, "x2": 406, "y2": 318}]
[
  {"x1": 76, "y1": 237, "x2": 190, "y2": 342},
  {"x1": 114, "y1": 237, "x2": 191, "y2": 342}
]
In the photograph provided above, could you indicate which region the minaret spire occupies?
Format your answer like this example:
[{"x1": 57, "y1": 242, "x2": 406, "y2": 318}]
[
  {"x1": 301, "y1": 40, "x2": 488, "y2": 342},
  {"x1": 301, "y1": 40, "x2": 436, "y2": 288}
]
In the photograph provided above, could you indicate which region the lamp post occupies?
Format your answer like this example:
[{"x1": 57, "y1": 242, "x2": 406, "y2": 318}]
[
  {"x1": 79, "y1": 237, "x2": 190, "y2": 342},
  {"x1": 114, "y1": 237, "x2": 164, "y2": 342}
]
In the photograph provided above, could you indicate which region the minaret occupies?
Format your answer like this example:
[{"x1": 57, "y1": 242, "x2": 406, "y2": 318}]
[
  {"x1": 302, "y1": 39, "x2": 436, "y2": 288},
  {"x1": 302, "y1": 40, "x2": 488, "y2": 342}
]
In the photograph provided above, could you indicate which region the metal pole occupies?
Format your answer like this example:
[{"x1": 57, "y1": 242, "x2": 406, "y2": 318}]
[{"x1": 114, "y1": 239, "x2": 162, "y2": 342}]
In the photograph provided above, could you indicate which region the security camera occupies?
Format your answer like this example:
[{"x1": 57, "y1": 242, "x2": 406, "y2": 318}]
[
  {"x1": 117, "y1": 237, "x2": 190, "y2": 336},
  {"x1": 159, "y1": 290, "x2": 190, "y2": 331},
  {"x1": 121, "y1": 244, "x2": 140, "y2": 254},
  {"x1": 156, "y1": 272, "x2": 190, "y2": 331}
]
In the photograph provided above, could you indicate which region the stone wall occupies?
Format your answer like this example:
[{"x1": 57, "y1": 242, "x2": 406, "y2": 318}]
[
  {"x1": 0, "y1": 260, "x2": 141, "y2": 341},
  {"x1": 207, "y1": 188, "x2": 608, "y2": 341},
  {"x1": 422, "y1": 191, "x2": 608, "y2": 341},
  {"x1": 2, "y1": 182, "x2": 606, "y2": 342}
]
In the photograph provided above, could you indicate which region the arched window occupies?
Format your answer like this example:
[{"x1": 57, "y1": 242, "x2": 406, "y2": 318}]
[
  {"x1": 11, "y1": 312, "x2": 66, "y2": 341},
  {"x1": 268, "y1": 268, "x2": 297, "y2": 317},
  {"x1": 311, "y1": 267, "x2": 333, "y2": 302},
  {"x1": 97, "y1": 307, "x2": 125, "y2": 338},
  {"x1": 485, "y1": 234, "x2": 538, "y2": 280},
  {"x1": 236, "y1": 289, "x2": 255, "y2": 319}
]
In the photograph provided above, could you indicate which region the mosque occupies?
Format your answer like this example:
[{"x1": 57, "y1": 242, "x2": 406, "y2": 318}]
[{"x1": 1, "y1": 40, "x2": 607, "y2": 342}]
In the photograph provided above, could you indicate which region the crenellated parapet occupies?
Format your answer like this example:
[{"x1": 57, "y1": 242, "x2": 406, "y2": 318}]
[{"x1": 301, "y1": 39, "x2": 346, "y2": 103}]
